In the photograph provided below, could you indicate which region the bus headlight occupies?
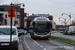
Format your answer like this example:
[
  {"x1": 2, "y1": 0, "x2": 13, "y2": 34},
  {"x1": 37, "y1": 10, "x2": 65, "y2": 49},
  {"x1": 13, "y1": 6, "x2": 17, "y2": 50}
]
[
  {"x1": 47, "y1": 32, "x2": 51, "y2": 35},
  {"x1": 34, "y1": 33, "x2": 37, "y2": 35},
  {"x1": 47, "y1": 33, "x2": 50, "y2": 35}
]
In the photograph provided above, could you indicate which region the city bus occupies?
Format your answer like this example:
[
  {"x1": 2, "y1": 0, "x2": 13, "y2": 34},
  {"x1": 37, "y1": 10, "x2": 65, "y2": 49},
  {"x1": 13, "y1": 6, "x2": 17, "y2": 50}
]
[{"x1": 29, "y1": 17, "x2": 52, "y2": 39}]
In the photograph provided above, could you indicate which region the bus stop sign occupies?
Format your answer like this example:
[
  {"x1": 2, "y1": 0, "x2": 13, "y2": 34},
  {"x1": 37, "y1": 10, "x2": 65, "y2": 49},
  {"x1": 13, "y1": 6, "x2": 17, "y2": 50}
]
[{"x1": 8, "y1": 8, "x2": 15, "y2": 17}]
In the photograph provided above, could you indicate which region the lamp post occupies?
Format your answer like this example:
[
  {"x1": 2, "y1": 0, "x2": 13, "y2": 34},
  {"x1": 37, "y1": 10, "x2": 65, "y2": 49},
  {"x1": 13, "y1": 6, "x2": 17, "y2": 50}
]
[
  {"x1": 62, "y1": 13, "x2": 71, "y2": 25},
  {"x1": 59, "y1": 17, "x2": 66, "y2": 26},
  {"x1": 72, "y1": 14, "x2": 75, "y2": 20},
  {"x1": 59, "y1": 17, "x2": 66, "y2": 29}
]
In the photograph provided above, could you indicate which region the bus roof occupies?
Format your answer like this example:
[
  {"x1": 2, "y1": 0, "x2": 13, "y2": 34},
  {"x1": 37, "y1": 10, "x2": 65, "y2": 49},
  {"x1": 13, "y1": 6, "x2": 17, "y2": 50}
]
[{"x1": 33, "y1": 17, "x2": 50, "y2": 22}]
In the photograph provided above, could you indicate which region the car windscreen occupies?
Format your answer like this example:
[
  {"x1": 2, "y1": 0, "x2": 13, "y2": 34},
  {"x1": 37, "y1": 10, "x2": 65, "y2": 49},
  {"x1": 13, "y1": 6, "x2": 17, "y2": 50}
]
[
  {"x1": 60, "y1": 29, "x2": 65, "y2": 31},
  {"x1": 0, "y1": 28, "x2": 16, "y2": 35},
  {"x1": 19, "y1": 29, "x2": 25, "y2": 32}
]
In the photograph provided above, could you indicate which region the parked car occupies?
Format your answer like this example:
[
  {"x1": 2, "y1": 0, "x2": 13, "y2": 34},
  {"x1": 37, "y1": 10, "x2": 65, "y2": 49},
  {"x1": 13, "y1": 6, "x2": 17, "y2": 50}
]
[
  {"x1": 18, "y1": 29, "x2": 27, "y2": 35},
  {"x1": 68, "y1": 26, "x2": 75, "y2": 35},
  {"x1": 0, "y1": 26, "x2": 18, "y2": 50},
  {"x1": 60, "y1": 28, "x2": 65, "y2": 33},
  {"x1": 63, "y1": 29, "x2": 68, "y2": 35}
]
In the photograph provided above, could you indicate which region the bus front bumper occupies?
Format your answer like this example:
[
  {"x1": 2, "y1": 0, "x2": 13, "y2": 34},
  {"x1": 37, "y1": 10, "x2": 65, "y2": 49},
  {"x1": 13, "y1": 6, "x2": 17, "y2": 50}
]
[{"x1": 32, "y1": 35, "x2": 51, "y2": 38}]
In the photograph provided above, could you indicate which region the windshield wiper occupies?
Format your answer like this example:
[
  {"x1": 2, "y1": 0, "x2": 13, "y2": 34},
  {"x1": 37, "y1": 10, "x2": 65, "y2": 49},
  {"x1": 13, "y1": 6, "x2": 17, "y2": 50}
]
[
  {"x1": 0, "y1": 31, "x2": 7, "y2": 35},
  {"x1": 0, "y1": 31, "x2": 15, "y2": 35}
]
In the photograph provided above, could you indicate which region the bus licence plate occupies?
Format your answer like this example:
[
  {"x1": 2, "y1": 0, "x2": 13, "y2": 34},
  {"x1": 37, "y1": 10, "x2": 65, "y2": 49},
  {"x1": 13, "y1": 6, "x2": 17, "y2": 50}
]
[{"x1": 41, "y1": 36, "x2": 44, "y2": 38}]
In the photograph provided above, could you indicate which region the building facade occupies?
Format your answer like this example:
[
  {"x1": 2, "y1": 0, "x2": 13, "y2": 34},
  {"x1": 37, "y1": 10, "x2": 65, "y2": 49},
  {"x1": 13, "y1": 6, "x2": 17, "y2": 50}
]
[{"x1": 0, "y1": 4, "x2": 24, "y2": 28}]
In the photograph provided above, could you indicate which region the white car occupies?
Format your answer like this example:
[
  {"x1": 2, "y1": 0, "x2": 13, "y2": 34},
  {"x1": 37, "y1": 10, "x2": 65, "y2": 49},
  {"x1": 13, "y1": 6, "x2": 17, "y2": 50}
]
[
  {"x1": 18, "y1": 29, "x2": 27, "y2": 35},
  {"x1": 0, "y1": 26, "x2": 19, "y2": 50},
  {"x1": 68, "y1": 26, "x2": 75, "y2": 35}
]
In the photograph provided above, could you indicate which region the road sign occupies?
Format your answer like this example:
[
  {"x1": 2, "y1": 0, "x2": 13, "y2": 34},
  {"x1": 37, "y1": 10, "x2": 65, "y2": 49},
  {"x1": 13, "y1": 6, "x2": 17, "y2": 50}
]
[{"x1": 8, "y1": 7, "x2": 15, "y2": 17}]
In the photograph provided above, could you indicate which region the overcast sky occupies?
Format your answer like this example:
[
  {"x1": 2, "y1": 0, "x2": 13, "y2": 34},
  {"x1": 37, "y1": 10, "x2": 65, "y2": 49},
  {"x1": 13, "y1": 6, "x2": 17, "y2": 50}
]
[{"x1": 0, "y1": 0, "x2": 75, "y2": 25}]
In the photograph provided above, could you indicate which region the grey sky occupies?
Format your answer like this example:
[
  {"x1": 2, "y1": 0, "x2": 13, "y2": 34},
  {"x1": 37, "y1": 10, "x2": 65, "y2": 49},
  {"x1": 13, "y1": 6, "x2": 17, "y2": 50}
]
[{"x1": 0, "y1": 0, "x2": 75, "y2": 25}]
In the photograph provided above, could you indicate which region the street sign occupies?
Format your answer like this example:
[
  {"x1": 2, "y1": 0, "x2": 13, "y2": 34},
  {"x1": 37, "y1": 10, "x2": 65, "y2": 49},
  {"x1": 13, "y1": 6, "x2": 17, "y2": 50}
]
[{"x1": 8, "y1": 7, "x2": 15, "y2": 17}]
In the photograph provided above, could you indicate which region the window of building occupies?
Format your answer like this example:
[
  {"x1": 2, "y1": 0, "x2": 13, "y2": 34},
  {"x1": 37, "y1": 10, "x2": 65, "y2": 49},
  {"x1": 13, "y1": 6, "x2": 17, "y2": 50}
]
[
  {"x1": 15, "y1": 21, "x2": 18, "y2": 24},
  {"x1": 24, "y1": 13, "x2": 27, "y2": 17},
  {"x1": 0, "y1": 8, "x2": 4, "y2": 11},
  {"x1": 17, "y1": 15, "x2": 20, "y2": 18},
  {"x1": 5, "y1": 14, "x2": 7, "y2": 18},
  {"x1": 0, "y1": 14, "x2": 3, "y2": 19}
]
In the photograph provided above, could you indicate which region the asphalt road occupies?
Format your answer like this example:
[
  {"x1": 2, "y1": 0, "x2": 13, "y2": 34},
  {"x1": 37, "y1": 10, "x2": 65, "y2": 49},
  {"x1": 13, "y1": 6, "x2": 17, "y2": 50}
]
[
  {"x1": 51, "y1": 32, "x2": 75, "y2": 40},
  {"x1": 22, "y1": 34, "x2": 75, "y2": 50}
]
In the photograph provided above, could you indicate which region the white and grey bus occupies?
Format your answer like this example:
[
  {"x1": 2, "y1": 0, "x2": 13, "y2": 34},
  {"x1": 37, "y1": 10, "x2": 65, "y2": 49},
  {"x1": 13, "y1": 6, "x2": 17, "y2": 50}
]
[{"x1": 29, "y1": 17, "x2": 52, "y2": 39}]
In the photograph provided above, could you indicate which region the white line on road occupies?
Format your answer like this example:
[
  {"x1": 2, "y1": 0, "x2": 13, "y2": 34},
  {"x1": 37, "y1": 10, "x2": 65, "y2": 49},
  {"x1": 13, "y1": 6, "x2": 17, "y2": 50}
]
[
  {"x1": 32, "y1": 39, "x2": 47, "y2": 50},
  {"x1": 44, "y1": 48, "x2": 46, "y2": 50},
  {"x1": 40, "y1": 46, "x2": 43, "y2": 48},
  {"x1": 28, "y1": 48, "x2": 31, "y2": 50},
  {"x1": 27, "y1": 46, "x2": 29, "y2": 48},
  {"x1": 38, "y1": 44, "x2": 40, "y2": 45},
  {"x1": 34, "y1": 41, "x2": 38, "y2": 44},
  {"x1": 26, "y1": 44, "x2": 28, "y2": 46},
  {"x1": 29, "y1": 35, "x2": 30, "y2": 37},
  {"x1": 24, "y1": 36, "x2": 31, "y2": 50}
]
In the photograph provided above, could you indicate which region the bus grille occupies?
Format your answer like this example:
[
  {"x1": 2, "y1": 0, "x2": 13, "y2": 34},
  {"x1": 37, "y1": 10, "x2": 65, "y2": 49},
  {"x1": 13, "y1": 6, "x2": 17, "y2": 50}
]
[{"x1": 37, "y1": 33, "x2": 47, "y2": 35}]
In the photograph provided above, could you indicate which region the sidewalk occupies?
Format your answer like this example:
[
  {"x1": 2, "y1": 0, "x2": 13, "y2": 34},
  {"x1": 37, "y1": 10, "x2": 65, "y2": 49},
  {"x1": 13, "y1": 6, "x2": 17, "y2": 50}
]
[{"x1": 18, "y1": 36, "x2": 23, "y2": 50}]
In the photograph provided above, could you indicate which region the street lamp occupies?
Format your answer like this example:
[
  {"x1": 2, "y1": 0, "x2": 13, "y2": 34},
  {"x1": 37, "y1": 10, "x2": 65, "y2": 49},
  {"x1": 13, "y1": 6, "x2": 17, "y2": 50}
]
[
  {"x1": 16, "y1": 3, "x2": 25, "y2": 7},
  {"x1": 59, "y1": 17, "x2": 66, "y2": 26},
  {"x1": 62, "y1": 13, "x2": 71, "y2": 25},
  {"x1": 59, "y1": 17, "x2": 66, "y2": 20},
  {"x1": 71, "y1": 14, "x2": 75, "y2": 20}
]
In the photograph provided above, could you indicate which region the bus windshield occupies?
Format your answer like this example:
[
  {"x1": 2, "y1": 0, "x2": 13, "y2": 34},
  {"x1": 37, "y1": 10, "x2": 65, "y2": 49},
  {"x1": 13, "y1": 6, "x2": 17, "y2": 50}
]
[{"x1": 33, "y1": 22, "x2": 50, "y2": 32}]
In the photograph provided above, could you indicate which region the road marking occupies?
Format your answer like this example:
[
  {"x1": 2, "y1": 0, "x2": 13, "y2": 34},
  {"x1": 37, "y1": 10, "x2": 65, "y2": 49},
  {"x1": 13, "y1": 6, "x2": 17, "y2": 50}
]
[
  {"x1": 32, "y1": 39, "x2": 47, "y2": 50},
  {"x1": 29, "y1": 35, "x2": 31, "y2": 37},
  {"x1": 27, "y1": 46, "x2": 29, "y2": 48},
  {"x1": 33, "y1": 40, "x2": 38, "y2": 44},
  {"x1": 29, "y1": 49, "x2": 31, "y2": 50},
  {"x1": 40, "y1": 46, "x2": 43, "y2": 48},
  {"x1": 44, "y1": 48, "x2": 46, "y2": 50},
  {"x1": 26, "y1": 44, "x2": 28, "y2": 46},
  {"x1": 24, "y1": 36, "x2": 31, "y2": 50},
  {"x1": 64, "y1": 46, "x2": 74, "y2": 50},
  {"x1": 38, "y1": 44, "x2": 40, "y2": 45}
]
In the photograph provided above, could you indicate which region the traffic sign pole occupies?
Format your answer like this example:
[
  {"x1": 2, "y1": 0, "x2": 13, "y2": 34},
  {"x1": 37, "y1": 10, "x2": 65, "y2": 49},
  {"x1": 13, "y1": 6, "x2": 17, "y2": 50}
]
[{"x1": 10, "y1": 2, "x2": 12, "y2": 50}]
